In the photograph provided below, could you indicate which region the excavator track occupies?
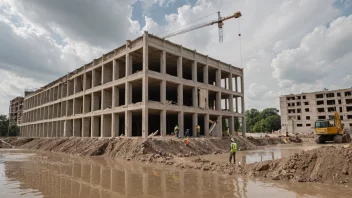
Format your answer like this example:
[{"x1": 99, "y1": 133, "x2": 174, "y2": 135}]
[
  {"x1": 333, "y1": 135, "x2": 342, "y2": 143},
  {"x1": 315, "y1": 135, "x2": 325, "y2": 144},
  {"x1": 342, "y1": 134, "x2": 351, "y2": 143}
]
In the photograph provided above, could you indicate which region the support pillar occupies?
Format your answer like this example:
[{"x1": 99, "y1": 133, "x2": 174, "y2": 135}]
[
  {"x1": 142, "y1": 108, "x2": 148, "y2": 138},
  {"x1": 241, "y1": 75, "x2": 246, "y2": 136},
  {"x1": 203, "y1": 63, "x2": 208, "y2": 84},
  {"x1": 216, "y1": 69, "x2": 221, "y2": 87},
  {"x1": 161, "y1": 80, "x2": 166, "y2": 104},
  {"x1": 204, "y1": 114, "x2": 209, "y2": 137},
  {"x1": 178, "y1": 111, "x2": 184, "y2": 137},
  {"x1": 160, "y1": 110, "x2": 166, "y2": 137},
  {"x1": 192, "y1": 61, "x2": 197, "y2": 82},
  {"x1": 193, "y1": 87, "x2": 198, "y2": 107},
  {"x1": 177, "y1": 56, "x2": 182, "y2": 78},
  {"x1": 216, "y1": 92, "x2": 221, "y2": 111},
  {"x1": 125, "y1": 111, "x2": 132, "y2": 137},
  {"x1": 229, "y1": 116, "x2": 234, "y2": 137},
  {"x1": 229, "y1": 94, "x2": 234, "y2": 113},
  {"x1": 178, "y1": 84, "x2": 183, "y2": 106},
  {"x1": 161, "y1": 50, "x2": 166, "y2": 74},
  {"x1": 192, "y1": 113, "x2": 198, "y2": 137},
  {"x1": 112, "y1": 113, "x2": 119, "y2": 137},
  {"x1": 217, "y1": 115, "x2": 222, "y2": 138}
]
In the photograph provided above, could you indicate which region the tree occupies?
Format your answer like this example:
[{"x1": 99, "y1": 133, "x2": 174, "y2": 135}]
[
  {"x1": 0, "y1": 114, "x2": 20, "y2": 137},
  {"x1": 234, "y1": 117, "x2": 240, "y2": 131},
  {"x1": 245, "y1": 108, "x2": 281, "y2": 133}
]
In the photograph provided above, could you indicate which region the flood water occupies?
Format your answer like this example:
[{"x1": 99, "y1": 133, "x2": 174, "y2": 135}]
[{"x1": 1, "y1": 145, "x2": 352, "y2": 198}]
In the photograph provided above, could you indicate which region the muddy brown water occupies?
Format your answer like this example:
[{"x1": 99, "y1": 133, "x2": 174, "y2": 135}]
[{"x1": 1, "y1": 144, "x2": 352, "y2": 198}]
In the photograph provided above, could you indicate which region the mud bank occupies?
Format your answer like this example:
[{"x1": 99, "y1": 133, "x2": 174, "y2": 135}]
[
  {"x1": 243, "y1": 145, "x2": 352, "y2": 184},
  {"x1": 3, "y1": 136, "x2": 257, "y2": 159}
]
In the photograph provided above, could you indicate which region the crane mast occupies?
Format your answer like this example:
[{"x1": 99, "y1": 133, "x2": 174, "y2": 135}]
[{"x1": 163, "y1": 11, "x2": 242, "y2": 42}]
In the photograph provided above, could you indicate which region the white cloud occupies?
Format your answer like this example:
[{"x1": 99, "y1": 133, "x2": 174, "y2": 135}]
[{"x1": 344, "y1": 75, "x2": 352, "y2": 84}]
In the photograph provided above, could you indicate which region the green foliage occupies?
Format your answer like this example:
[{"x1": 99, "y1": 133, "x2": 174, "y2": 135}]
[
  {"x1": 245, "y1": 108, "x2": 281, "y2": 133},
  {"x1": 234, "y1": 117, "x2": 240, "y2": 131},
  {"x1": 0, "y1": 115, "x2": 20, "y2": 136}
]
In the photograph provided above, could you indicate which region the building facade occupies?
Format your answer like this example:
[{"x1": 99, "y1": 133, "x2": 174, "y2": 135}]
[
  {"x1": 20, "y1": 32, "x2": 245, "y2": 138},
  {"x1": 9, "y1": 96, "x2": 24, "y2": 125},
  {"x1": 280, "y1": 88, "x2": 352, "y2": 134}
]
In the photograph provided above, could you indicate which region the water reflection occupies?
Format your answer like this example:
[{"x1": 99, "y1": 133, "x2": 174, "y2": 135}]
[{"x1": 0, "y1": 150, "x2": 351, "y2": 198}]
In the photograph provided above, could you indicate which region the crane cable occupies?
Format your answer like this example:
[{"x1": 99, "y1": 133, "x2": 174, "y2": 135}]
[
  {"x1": 238, "y1": 17, "x2": 243, "y2": 68},
  {"x1": 158, "y1": 12, "x2": 218, "y2": 37}
]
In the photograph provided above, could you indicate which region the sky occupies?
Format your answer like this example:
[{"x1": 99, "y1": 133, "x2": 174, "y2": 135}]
[{"x1": 0, "y1": 0, "x2": 351, "y2": 115}]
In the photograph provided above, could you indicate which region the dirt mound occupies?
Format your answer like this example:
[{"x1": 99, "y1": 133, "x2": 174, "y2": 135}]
[
  {"x1": 2, "y1": 136, "x2": 256, "y2": 159},
  {"x1": 246, "y1": 136, "x2": 287, "y2": 146},
  {"x1": 243, "y1": 145, "x2": 352, "y2": 184},
  {"x1": 0, "y1": 140, "x2": 13, "y2": 148}
]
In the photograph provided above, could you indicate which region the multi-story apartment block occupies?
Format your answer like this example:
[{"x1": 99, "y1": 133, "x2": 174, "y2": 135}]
[
  {"x1": 9, "y1": 96, "x2": 24, "y2": 125},
  {"x1": 20, "y1": 32, "x2": 245, "y2": 138},
  {"x1": 280, "y1": 88, "x2": 352, "y2": 134}
]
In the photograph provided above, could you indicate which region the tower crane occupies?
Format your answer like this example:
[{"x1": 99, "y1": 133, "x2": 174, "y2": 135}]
[{"x1": 162, "y1": 11, "x2": 242, "y2": 42}]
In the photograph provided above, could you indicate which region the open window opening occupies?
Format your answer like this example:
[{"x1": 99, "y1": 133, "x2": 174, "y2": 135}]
[
  {"x1": 346, "y1": 99, "x2": 352, "y2": 104},
  {"x1": 221, "y1": 93, "x2": 230, "y2": 111},
  {"x1": 132, "y1": 111, "x2": 142, "y2": 137},
  {"x1": 183, "y1": 85, "x2": 193, "y2": 107},
  {"x1": 317, "y1": 100, "x2": 324, "y2": 105},
  {"x1": 148, "y1": 46, "x2": 162, "y2": 73},
  {"x1": 83, "y1": 117, "x2": 91, "y2": 137},
  {"x1": 347, "y1": 106, "x2": 352, "y2": 112},
  {"x1": 148, "y1": 109, "x2": 161, "y2": 136},
  {"x1": 197, "y1": 62, "x2": 205, "y2": 83},
  {"x1": 114, "y1": 56, "x2": 126, "y2": 80},
  {"x1": 84, "y1": 94, "x2": 92, "y2": 113},
  {"x1": 93, "y1": 66, "x2": 102, "y2": 87},
  {"x1": 74, "y1": 96, "x2": 83, "y2": 115},
  {"x1": 208, "y1": 67, "x2": 217, "y2": 86},
  {"x1": 130, "y1": 49, "x2": 143, "y2": 74},
  {"x1": 93, "y1": 91, "x2": 102, "y2": 111},
  {"x1": 113, "y1": 112, "x2": 125, "y2": 137},
  {"x1": 339, "y1": 107, "x2": 343, "y2": 112},
  {"x1": 318, "y1": 116, "x2": 326, "y2": 119},
  {"x1": 131, "y1": 79, "x2": 142, "y2": 104},
  {"x1": 347, "y1": 115, "x2": 352, "y2": 119},
  {"x1": 316, "y1": 94, "x2": 324, "y2": 99},
  {"x1": 297, "y1": 109, "x2": 301, "y2": 113},
  {"x1": 208, "y1": 90, "x2": 217, "y2": 110},
  {"x1": 92, "y1": 115, "x2": 101, "y2": 137},
  {"x1": 166, "y1": 53, "x2": 178, "y2": 77},
  {"x1": 166, "y1": 111, "x2": 178, "y2": 135},
  {"x1": 326, "y1": 93, "x2": 334, "y2": 98},
  {"x1": 74, "y1": 118, "x2": 82, "y2": 137},
  {"x1": 114, "y1": 84, "x2": 125, "y2": 107},
  {"x1": 67, "y1": 99, "x2": 73, "y2": 116},
  {"x1": 102, "y1": 114, "x2": 112, "y2": 137},
  {"x1": 317, "y1": 108, "x2": 325, "y2": 113},
  {"x1": 75, "y1": 75, "x2": 83, "y2": 94},
  {"x1": 328, "y1": 107, "x2": 335, "y2": 112},
  {"x1": 327, "y1": 100, "x2": 335, "y2": 105},
  {"x1": 221, "y1": 70, "x2": 230, "y2": 89},
  {"x1": 182, "y1": 58, "x2": 193, "y2": 81},
  {"x1": 166, "y1": 82, "x2": 178, "y2": 105},
  {"x1": 148, "y1": 78, "x2": 161, "y2": 103},
  {"x1": 103, "y1": 88, "x2": 113, "y2": 109},
  {"x1": 66, "y1": 119, "x2": 73, "y2": 137},
  {"x1": 68, "y1": 79, "x2": 74, "y2": 96},
  {"x1": 103, "y1": 61, "x2": 113, "y2": 84},
  {"x1": 184, "y1": 113, "x2": 193, "y2": 137},
  {"x1": 305, "y1": 108, "x2": 309, "y2": 112},
  {"x1": 198, "y1": 114, "x2": 205, "y2": 136},
  {"x1": 209, "y1": 115, "x2": 217, "y2": 134},
  {"x1": 85, "y1": 71, "x2": 92, "y2": 90}
]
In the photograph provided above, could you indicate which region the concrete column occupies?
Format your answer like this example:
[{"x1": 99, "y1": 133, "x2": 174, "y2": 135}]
[
  {"x1": 229, "y1": 94, "x2": 234, "y2": 113},
  {"x1": 192, "y1": 113, "x2": 198, "y2": 137},
  {"x1": 216, "y1": 92, "x2": 221, "y2": 111},
  {"x1": 126, "y1": 53, "x2": 132, "y2": 77},
  {"x1": 178, "y1": 84, "x2": 183, "y2": 106},
  {"x1": 235, "y1": 77, "x2": 238, "y2": 92},
  {"x1": 177, "y1": 56, "x2": 182, "y2": 78},
  {"x1": 125, "y1": 82, "x2": 131, "y2": 105},
  {"x1": 142, "y1": 108, "x2": 148, "y2": 138},
  {"x1": 143, "y1": 76, "x2": 148, "y2": 104},
  {"x1": 161, "y1": 50, "x2": 166, "y2": 74},
  {"x1": 193, "y1": 87, "x2": 198, "y2": 107},
  {"x1": 235, "y1": 97, "x2": 239, "y2": 113},
  {"x1": 229, "y1": 73, "x2": 233, "y2": 91},
  {"x1": 178, "y1": 111, "x2": 184, "y2": 137},
  {"x1": 192, "y1": 61, "x2": 197, "y2": 82},
  {"x1": 241, "y1": 75, "x2": 246, "y2": 136},
  {"x1": 160, "y1": 110, "x2": 166, "y2": 137},
  {"x1": 161, "y1": 80, "x2": 166, "y2": 104},
  {"x1": 125, "y1": 111, "x2": 132, "y2": 137},
  {"x1": 204, "y1": 114, "x2": 209, "y2": 137},
  {"x1": 143, "y1": 31, "x2": 149, "y2": 71},
  {"x1": 229, "y1": 116, "x2": 234, "y2": 136},
  {"x1": 203, "y1": 64, "x2": 208, "y2": 84},
  {"x1": 217, "y1": 115, "x2": 222, "y2": 138},
  {"x1": 216, "y1": 69, "x2": 221, "y2": 87}
]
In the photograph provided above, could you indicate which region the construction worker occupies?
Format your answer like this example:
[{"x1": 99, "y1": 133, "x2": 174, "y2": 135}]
[
  {"x1": 196, "y1": 125, "x2": 200, "y2": 137},
  {"x1": 174, "y1": 125, "x2": 179, "y2": 138},
  {"x1": 229, "y1": 138, "x2": 237, "y2": 164}
]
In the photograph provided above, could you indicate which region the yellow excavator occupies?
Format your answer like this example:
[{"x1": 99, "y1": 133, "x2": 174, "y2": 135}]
[{"x1": 314, "y1": 111, "x2": 351, "y2": 144}]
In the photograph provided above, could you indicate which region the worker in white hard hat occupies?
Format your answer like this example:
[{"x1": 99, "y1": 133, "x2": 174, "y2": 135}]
[{"x1": 229, "y1": 138, "x2": 237, "y2": 164}]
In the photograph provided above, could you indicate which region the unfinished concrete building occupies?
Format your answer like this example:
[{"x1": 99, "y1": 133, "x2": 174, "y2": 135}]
[
  {"x1": 20, "y1": 32, "x2": 245, "y2": 138},
  {"x1": 9, "y1": 96, "x2": 24, "y2": 125},
  {"x1": 280, "y1": 87, "x2": 352, "y2": 134}
]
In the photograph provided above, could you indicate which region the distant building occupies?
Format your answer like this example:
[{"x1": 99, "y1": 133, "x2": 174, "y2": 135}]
[
  {"x1": 280, "y1": 88, "x2": 352, "y2": 134},
  {"x1": 9, "y1": 96, "x2": 24, "y2": 125}
]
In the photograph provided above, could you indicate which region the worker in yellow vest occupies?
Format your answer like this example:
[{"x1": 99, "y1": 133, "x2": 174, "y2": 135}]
[
  {"x1": 229, "y1": 138, "x2": 237, "y2": 164},
  {"x1": 196, "y1": 125, "x2": 200, "y2": 137}
]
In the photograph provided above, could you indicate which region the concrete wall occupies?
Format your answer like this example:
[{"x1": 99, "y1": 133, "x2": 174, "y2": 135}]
[{"x1": 20, "y1": 32, "x2": 245, "y2": 138}]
